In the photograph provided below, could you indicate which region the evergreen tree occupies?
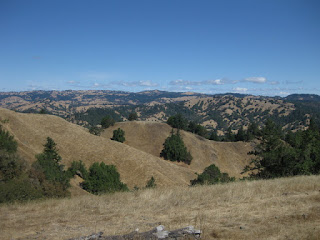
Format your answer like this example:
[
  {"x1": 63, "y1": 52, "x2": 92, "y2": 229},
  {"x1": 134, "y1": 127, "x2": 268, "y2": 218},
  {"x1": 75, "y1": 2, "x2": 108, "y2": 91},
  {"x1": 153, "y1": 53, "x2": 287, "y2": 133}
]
[
  {"x1": 209, "y1": 129, "x2": 219, "y2": 141},
  {"x1": 225, "y1": 127, "x2": 235, "y2": 142},
  {"x1": 33, "y1": 137, "x2": 70, "y2": 192},
  {"x1": 160, "y1": 130, "x2": 192, "y2": 164},
  {"x1": 111, "y1": 128, "x2": 125, "y2": 143},
  {"x1": 0, "y1": 125, "x2": 23, "y2": 181},
  {"x1": 245, "y1": 122, "x2": 260, "y2": 141},
  {"x1": 235, "y1": 126, "x2": 246, "y2": 141},
  {"x1": 243, "y1": 118, "x2": 320, "y2": 178}
]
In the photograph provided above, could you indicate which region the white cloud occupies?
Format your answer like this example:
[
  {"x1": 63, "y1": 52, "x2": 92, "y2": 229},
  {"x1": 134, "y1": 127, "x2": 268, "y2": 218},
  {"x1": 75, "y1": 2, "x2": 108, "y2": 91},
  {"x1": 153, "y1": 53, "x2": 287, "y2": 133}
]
[
  {"x1": 169, "y1": 79, "x2": 199, "y2": 86},
  {"x1": 169, "y1": 78, "x2": 236, "y2": 86},
  {"x1": 206, "y1": 79, "x2": 224, "y2": 85},
  {"x1": 232, "y1": 87, "x2": 248, "y2": 93},
  {"x1": 138, "y1": 80, "x2": 158, "y2": 87},
  {"x1": 67, "y1": 80, "x2": 80, "y2": 85},
  {"x1": 269, "y1": 81, "x2": 279, "y2": 85},
  {"x1": 279, "y1": 91, "x2": 290, "y2": 96},
  {"x1": 285, "y1": 80, "x2": 303, "y2": 84},
  {"x1": 115, "y1": 80, "x2": 158, "y2": 87},
  {"x1": 243, "y1": 77, "x2": 267, "y2": 83}
]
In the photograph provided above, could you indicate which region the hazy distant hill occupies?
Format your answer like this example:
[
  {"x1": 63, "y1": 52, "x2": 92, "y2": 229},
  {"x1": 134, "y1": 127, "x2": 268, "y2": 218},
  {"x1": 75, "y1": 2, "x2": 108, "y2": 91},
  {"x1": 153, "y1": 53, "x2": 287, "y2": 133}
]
[{"x1": 1, "y1": 90, "x2": 320, "y2": 133}]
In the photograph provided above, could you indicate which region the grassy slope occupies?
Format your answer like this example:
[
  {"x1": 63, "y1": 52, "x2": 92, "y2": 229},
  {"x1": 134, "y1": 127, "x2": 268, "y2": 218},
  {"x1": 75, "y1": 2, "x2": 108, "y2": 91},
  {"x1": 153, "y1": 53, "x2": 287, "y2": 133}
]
[
  {"x1": 101, "y1": 121, "x2": 252, "y2": 177},
  {"x1": 1, "y1": 175, "x2": 319, "y2": 240},
  {"x1": 0, "y1": 108, "x2": 195, "y2": 188}
]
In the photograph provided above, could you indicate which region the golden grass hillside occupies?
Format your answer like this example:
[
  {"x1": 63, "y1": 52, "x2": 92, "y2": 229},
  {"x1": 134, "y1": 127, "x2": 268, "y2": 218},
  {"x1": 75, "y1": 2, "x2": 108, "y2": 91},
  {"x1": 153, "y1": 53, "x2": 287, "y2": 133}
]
[
  {"x1": 0, "y1": 108, "x2": 196, "y2": 188},
  {"x1": 102, "y1": 121, "x2": 252, "y2": 177},
  {"x1": 1, "y1": 175, "x2": 320, "y2": 240}
]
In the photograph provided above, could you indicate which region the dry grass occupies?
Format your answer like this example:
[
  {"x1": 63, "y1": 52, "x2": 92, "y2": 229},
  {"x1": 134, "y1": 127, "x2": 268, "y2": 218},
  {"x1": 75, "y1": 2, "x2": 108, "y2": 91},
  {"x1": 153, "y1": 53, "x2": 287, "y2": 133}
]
[
  {"x1": 0, "y1": 108, "x2": 195, "y2": 188},
  {"x1": 102, "y1": 121, "x2": 252, "y2": 178},
  {"x1": 1, "y1": 175, "x2": 320, "y2": 240},
  {"x1": 0, "y1": 108, "x2": 252, "y2": 188}
]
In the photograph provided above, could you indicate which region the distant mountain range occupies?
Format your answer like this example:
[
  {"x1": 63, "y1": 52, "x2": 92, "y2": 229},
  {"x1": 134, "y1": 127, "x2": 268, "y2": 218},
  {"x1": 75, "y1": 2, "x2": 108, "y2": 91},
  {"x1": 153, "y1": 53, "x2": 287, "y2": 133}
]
[{"x1": 1, "y1": 90, "x2": 320, "y2": 133}]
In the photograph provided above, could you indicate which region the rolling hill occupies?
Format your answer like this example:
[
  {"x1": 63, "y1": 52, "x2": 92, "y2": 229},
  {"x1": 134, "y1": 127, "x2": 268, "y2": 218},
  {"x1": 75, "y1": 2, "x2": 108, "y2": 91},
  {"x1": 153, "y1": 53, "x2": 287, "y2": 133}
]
[
  {"x1": 0, "y1": 108, "x2": 252, "y2": 189},
  {"x1": 101, "y1": 121, "x2": 252, "y2": 177}
]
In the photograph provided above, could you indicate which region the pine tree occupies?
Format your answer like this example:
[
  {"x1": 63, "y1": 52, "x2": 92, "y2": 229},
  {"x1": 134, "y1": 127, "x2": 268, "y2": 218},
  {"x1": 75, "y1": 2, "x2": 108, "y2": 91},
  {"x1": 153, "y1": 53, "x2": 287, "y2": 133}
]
[
  {"x1": 33, "y1": 137, "x2": 69, "y2": 190},
  {"x1": 160, "y1": 129, "x2": 192, "y2": 165}
]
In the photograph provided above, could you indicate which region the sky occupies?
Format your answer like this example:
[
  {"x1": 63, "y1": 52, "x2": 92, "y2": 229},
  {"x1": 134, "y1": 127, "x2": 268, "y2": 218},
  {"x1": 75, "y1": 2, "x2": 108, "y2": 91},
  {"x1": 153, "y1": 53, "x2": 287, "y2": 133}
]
[{"x1": 0, "y1": 0, "x2": 319, "y2": 96}]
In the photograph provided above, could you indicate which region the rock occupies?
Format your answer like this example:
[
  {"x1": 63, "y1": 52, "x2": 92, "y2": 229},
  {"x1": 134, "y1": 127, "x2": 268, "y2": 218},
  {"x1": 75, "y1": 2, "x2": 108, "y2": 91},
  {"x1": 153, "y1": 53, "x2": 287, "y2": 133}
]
[{"x1": 69, "y1": 225, "x2": 201, "y2": 240}]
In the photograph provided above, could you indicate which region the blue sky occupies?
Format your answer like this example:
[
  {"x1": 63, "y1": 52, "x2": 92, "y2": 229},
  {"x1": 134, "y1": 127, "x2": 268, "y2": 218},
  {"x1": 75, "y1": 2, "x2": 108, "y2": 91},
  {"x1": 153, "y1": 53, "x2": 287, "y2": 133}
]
[{"x1": 0, "y1": 0, "x2": 319, "y2": 96}]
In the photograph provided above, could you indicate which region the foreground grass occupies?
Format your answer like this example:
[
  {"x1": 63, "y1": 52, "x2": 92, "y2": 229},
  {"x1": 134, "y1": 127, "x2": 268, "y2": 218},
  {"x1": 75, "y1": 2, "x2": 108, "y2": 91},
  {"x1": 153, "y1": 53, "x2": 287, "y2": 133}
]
[{"x1": 1, "y1": 175, "x2": 320, "y2": 240}]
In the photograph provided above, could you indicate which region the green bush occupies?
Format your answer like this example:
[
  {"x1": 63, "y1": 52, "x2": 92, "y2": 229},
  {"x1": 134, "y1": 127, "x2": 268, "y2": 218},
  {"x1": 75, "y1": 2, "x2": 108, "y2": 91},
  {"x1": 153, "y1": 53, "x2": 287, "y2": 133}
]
[
  {"x1": 128, "y1": 112, "x2": 138, "y2": 121},
  {"x1": 0, "y1": 125, "x2": 17, "y2": 154},
  {"x1": 167, "y1": 114, "x2": 188, "y2": 130},
  {"x1": 111, "y1": 128, "x2": 125, "y2": 143},
  {"x1": 67, "y1": 160, "x2": 89, "y2": 179},
  {"x1": 190, "y1": 164, "x2": 235, "y2": 185},
  {"x1": 101, "y1": 116, "x2": 115, "y2": 129},
  {"x1": 89, "y1": 126, "x2": 102, "y2": 136},
  {"x1": 0, "y1": 151, "x2": 25, "y2": 181},
  {"x1": 82, "y1": 162, "x2": 128, "y2": 194},
  {"x1": 0, "y1": 175, "x2": 44, "y2": 203}
]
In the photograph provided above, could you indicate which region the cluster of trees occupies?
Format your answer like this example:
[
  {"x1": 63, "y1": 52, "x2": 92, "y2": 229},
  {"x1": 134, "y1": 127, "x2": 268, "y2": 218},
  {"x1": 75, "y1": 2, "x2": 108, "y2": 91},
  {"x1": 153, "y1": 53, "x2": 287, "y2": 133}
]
[
  {"x1": 243, "y1": 119, "x2": 320, "y2": 178},
  {"x1": 160, "y1": 129, "x2": 192, "y2": 165},
  {"x1": 167, "y1": 113, "x2": 262, "y2": 142},
  {"x1": 167, "y1": 114, "x2": 208, "y2": 137},
  {"x1": 0, "y1": 130, "x2": 71, "y2": 203},
  {"x1": 89, "y1": 112, "x2": 136, "y2": 137},
  {"x1": 190, "y1": 164, "x2": 235, "y2": 185},
  {"x1": 217, "y1": 122, "x2": 260, "y2": 142},
  {"x1": 0, "y1": 127, "x2": 129, "y2": 203}
]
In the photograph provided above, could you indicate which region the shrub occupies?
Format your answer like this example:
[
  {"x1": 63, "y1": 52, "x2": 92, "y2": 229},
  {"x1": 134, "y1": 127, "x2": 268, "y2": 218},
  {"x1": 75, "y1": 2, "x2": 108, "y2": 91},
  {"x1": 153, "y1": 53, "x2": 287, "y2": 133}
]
[
  {"x1": 145, "y1": 176, "x2": 156, "y2": 188},
  {"x1": 81, "y1": 162, "x2": 128, "y2": 194},
  {"x1": 89, "y1": 126, "x2": 102, "y2": 136},
  {"x1": 67, "y1": 160, "x2": 89, "y2": 179},
  {"x1": 0, "y1": 151, "x2": 25, "y2": 181},
  {"x1": 0, "y1": 125, "x2": 17, "y2": 154},
  {"x1": 190, "y1": 164, "x2": 235, "y2": 185},
  {"x1": 128, "y1": 112, "x2": 138, "y2": 121},
  {"x1": 101, "y1": 116, "x2": 115, "y2": 129},
  {"x1": 0, "y1": 175, "x2": 44, "y2": 203},
  {"x1": 111, "y1": 128, "x2": 125, "y2": 143}
]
